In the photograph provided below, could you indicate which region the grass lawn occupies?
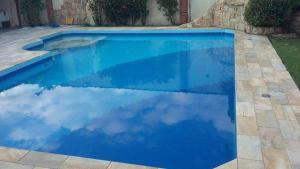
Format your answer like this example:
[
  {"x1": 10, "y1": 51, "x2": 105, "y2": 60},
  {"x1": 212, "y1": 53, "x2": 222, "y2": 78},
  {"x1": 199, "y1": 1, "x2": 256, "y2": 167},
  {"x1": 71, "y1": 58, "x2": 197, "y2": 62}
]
[{"x1": 269, "y1": 36, "x2": 300, "y2": 88}]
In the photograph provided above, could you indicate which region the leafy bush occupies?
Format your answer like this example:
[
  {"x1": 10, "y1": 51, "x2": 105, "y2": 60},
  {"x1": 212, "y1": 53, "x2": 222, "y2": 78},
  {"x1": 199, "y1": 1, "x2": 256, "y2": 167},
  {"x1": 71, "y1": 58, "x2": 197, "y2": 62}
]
[
  {"x1": 289, "y1": 0, "x2": 300, "y2": 11},
  {"x1": 89, "y1": 0, "x2": 149, "y2": 25},
  {"x1": 156, "y1": 0, "x2": 178, "y2": 25},
  {"x1": 129, "y1": 0, "x2": 149, "y2": 25},
  {"x1": 89, "y1": 0, "x2": 104, "y2": 25},
  {"x1": 244, "y1": 0, "x2": 289, "y2": 27},
  {"x1": 20, "y1": 0, "x2": 45, "y2": 26},
  {"x1": 101, "y1": 0, "x2": 131, "y2": 25}
]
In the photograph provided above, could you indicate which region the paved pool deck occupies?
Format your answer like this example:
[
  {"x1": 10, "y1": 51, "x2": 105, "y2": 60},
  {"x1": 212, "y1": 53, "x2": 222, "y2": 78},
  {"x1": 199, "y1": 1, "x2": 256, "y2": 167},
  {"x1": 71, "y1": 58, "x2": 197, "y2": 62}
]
[{"x1": 0, "y1": 26, "x2": 300, "y2": 169}]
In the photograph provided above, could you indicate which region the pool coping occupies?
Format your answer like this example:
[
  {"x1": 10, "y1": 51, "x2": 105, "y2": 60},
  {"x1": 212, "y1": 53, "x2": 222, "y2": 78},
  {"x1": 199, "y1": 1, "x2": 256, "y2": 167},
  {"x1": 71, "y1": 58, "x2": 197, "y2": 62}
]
[{"x1": 0, "y1": 26, "x2": 299, "y2": 169}]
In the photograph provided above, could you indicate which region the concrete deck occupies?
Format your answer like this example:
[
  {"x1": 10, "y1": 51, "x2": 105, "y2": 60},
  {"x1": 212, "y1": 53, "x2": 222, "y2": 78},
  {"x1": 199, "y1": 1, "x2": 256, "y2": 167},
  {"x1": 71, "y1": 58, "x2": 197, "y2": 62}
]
[{"x1": 0, "y1": 26, "x2": 299, "y2": 169}]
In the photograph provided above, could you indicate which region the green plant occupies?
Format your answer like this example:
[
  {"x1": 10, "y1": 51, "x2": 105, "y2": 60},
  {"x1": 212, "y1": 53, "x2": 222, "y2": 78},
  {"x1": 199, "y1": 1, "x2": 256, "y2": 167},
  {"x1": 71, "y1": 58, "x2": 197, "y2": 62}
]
[
  {"x1": 102, "y1": 0, "x2": 132, "y2": 25},
  {"x1": 20, "y1": 0, "x2": 45, "y2": 26},
  {"x1": 156, "y1": 0, "x2": 178, "y2": 25},
  {"x1": 90, "y1": 0, "x2": 148, "y2": 25},
  {"x1": 244, "y1": 0, "x2": 289, "y2": 27},
  {"x1": 288, "y1": 0, "x2": 300, "y2": 11},
  {"x1": 129, "y1": 0, "x2": 149, "y2": 25},
  {"x1": 139, "y1": 0, "x2": 149, "y2": 25},
  {"x1": 89, "y1": 0, "x2": 104, "y2": 25}
]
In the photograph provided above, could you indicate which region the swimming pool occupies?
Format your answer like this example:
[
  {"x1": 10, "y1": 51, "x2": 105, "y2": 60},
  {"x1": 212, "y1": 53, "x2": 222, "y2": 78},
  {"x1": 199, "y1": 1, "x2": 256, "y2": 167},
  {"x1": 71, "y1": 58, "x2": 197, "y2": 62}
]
[{"x1": 0, "y1": 30, "x2": 236, "y2": 169}]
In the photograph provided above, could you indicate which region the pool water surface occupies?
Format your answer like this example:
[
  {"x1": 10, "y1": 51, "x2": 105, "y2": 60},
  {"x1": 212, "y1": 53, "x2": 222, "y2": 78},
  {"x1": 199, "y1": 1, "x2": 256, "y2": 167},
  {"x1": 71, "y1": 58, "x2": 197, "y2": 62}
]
[{"x1": 0, "y1": 30, "x2": 235, "y2": 169}]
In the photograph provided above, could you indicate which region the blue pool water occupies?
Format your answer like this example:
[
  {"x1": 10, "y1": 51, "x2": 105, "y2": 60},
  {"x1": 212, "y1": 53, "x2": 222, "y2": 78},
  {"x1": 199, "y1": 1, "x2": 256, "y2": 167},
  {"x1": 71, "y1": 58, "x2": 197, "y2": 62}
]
[{"x1": 0, "y1": 30, "x2": 235, "y2": 169}]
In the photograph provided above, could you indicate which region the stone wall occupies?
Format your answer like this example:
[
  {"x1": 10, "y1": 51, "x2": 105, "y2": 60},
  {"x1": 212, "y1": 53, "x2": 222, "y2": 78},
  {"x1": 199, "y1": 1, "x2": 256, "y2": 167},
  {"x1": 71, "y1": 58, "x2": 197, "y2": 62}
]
[
  {"x1": 53, "y1": 0, "x2": 89, "y2": 25},
  {"x1": 184, "y1": 0, "x2": 247, "y2": 30}
]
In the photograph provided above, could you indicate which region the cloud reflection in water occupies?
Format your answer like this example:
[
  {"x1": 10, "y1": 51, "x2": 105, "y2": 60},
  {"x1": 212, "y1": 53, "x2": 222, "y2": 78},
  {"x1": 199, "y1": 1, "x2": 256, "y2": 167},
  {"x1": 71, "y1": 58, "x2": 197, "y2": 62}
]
[{"x1": 0, "y1": 84, "x2": 234, "y2": 168}]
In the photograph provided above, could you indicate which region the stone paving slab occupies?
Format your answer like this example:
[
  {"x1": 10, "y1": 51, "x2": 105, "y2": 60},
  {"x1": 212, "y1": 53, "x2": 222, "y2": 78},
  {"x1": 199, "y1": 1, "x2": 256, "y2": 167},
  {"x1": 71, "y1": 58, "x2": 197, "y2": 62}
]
[
  {"x1": 235, "y1": 31, "x2": 300, "y2": 169},
  {"x1": 0, "y1": 27, "x2": 300, "y2": 169}
]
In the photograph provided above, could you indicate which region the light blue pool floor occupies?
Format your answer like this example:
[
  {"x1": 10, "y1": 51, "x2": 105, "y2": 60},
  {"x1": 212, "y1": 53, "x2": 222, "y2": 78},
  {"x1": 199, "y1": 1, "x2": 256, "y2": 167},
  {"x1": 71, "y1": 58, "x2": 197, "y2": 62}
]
[{"x1": 0, "y1": 32, "x2": 235, "y2": 169}]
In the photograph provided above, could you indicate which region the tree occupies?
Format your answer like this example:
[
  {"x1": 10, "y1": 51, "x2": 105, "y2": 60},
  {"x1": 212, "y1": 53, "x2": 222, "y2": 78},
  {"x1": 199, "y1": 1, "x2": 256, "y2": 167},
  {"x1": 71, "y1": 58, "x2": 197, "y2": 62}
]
[
  {"x1": 20, "y1": 0, "x2": 45, "y2": 26},
  {"x1": 156, "y1": 0, "x2": 178, "y2": 25}
]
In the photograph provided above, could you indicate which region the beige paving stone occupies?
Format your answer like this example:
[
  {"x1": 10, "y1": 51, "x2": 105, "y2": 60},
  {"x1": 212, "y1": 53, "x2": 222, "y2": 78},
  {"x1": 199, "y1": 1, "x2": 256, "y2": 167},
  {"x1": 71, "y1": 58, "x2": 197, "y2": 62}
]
[
  {"x1": 278, "y1": 120, "x2": 300, "y2": 140},
  {"x1": 292, "y1": 105, "x2": 300, "y2": 114},
  {"x1": 237, "y1": 135, "x2": 262, "y2": 160},
  {"x1": 0, "y1": 147, "x2": 28, "y2": 162},
  {"x1": 214, "y1": 159, "x2": 237, "y2": 169},
  {"x1": 287, "y1": 149, "x2": 300, "y2": 168},
  {"x1": 260, "y1": 60, "x2": 272, "y2": 67},
  {"x1": 296, "y1": 114, "x2": 300, "y2": 126},
  {"x1": 259, "y1": 127, "x2": 285, "y2": 150},
  {"x1": 268, "y1": 82, "x2": 283, "y2": 93},
  {"x1": 237, "y1": 158, "x2": 264, "y2": 169},
  {"x1": 253, "y1": 87, "x2": 269, "y2": 98},
  {"x1": 107, "y1": 162, "x2": 157, "y2": 169},
  {"x1": 236, "y1": 91, "x2": 253, "y2": 102},
  {"x1": 291, "y1": 119, "x2": 300, "y2": 128},
  {"x1": 19, "y1": 151, "x2": 68, "y2": 169},
  {"x1": 282, "y1": 105, "x2": 297, "y2": 121},
  {"x1": 262, "y1": 148, "x2": 291, "y2": 169},
  {"x1": 270, "y1": 92, "x2": 289, "y2": 105},
  {"x1": 237, "y1": 65, "x2": 248, "y2": 73},
  {"x1": 237, "y1": 116, "x2": 258, "y2": 136},
  {"x1": 60, "y1": 156, "x2": 110, "y2": 169},
  {"x1": 278, "y1": 71, "x2": 293, "y2": 80},
  {"x1": 284, "y1": 141, "x2": 300, "y2": 169},
  {"x1": 236, "y1": 102, "x2": 255, "y2": 117},
  {"x1": 254, "y1": 97, "x2": 272, "y2": 111},
  {"x1": 245, "y1": 52, "x2": 258, "y2": 63},
  {"x1": 273, "y1": 105, "x2": 286, "y2": 120},
  {"x1": 250, "y1": 78, "x2": 266, "y2": 87},
  {"x1": 286, "y1": 90, "x2": 300, "y2": 104},
  {"x1": 0, "y1": 160, "x2": 33, "y2": 169},
  {"x1": 262, "y1": 67, "x2": 274, "y2": 75},
  {"x1": 256, "y1": 110, "x2": 278, "y2": 128},
  {"x1": 237, "y1": 72, "x2": 250, "y2": 81},
  {"x1": 285, "y1": 140, "x2": 300, "y2": 149},
  {"x1": 248, "y1": 63, "x2": 262, "y2": 77}
]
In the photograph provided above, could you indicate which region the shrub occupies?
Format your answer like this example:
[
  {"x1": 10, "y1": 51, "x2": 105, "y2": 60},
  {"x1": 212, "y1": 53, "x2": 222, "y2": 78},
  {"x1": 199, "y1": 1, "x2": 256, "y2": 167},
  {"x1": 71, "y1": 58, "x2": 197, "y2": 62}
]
[
  {"x1": 101, "y1": 0, "x2": 131, "y2": 25},
  {"x1": 20, "y1": 0, "x2": 45, "y2": 26},
  {"x1": 89, "y1": 0, "x2": 149, "y2": 25},
  {"x1": 244, "y1": 0, "x2": 289, "y2": 27},
  {"x1": 130, "y1": 0, "x2": 149, "y2": 25},
  {"x1": 89, "y1": 0, "x2": 104, "y2": 25},
  {"x1": 156, "y1": 0, "x2": 178, "y2": 25},
  {"x1": 289, "y1": 0, "x2": 300, "y2": 11},
  {"x1": 139, "y1": 0, "x2": 149, "y2": 25}
]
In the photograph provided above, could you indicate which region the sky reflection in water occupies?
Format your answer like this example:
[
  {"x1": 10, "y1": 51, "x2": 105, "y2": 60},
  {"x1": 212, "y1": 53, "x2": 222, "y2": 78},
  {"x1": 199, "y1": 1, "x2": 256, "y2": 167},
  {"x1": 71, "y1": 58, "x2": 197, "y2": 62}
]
[{"x1": 0, "y1": 33, "x2": 235, "y2": 169}]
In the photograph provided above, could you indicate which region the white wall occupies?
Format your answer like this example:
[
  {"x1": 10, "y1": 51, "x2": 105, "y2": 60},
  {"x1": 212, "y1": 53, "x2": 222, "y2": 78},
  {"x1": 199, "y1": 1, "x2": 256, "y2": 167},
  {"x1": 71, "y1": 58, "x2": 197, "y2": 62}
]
[{"x1": 190, "y1": 0, "x2": 216, "y2": 21}]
